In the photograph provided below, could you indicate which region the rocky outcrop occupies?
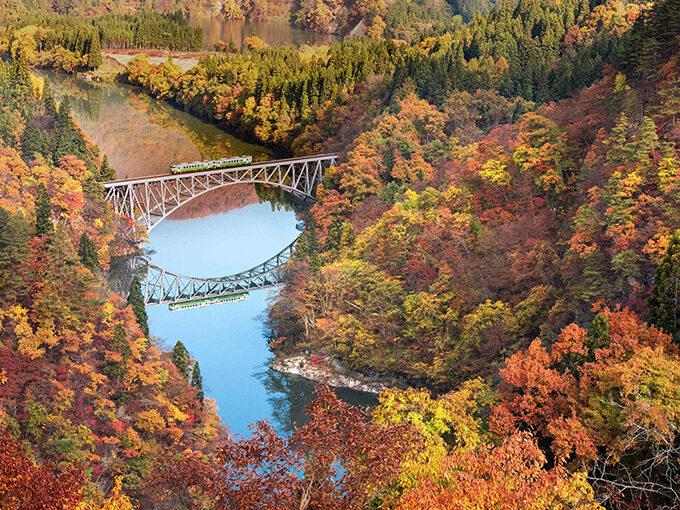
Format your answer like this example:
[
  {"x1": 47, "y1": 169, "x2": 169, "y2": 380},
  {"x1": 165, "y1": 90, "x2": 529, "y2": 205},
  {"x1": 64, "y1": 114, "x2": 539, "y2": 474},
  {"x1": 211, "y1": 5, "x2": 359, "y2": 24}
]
[{"x1": 270, "y1": 354, "x2": 390, "y2": 394}]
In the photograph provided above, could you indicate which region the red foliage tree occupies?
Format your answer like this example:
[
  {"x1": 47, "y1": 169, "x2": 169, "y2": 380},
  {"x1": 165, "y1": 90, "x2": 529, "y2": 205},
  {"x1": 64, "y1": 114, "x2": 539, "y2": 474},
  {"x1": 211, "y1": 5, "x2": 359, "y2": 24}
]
[
  {"x1": 151, "y1": 386, "x2": 415, "y2": 509},
  {"x1": 0, "y1": 427, "x2": 85, "y2": 509}
]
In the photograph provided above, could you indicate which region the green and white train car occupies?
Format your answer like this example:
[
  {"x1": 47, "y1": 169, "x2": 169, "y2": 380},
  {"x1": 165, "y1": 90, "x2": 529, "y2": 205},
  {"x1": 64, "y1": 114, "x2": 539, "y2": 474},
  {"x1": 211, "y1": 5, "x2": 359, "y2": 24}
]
[
  {"x1": 170, "y1": 155, "x2": 253, "y2": 174},
  {"x1": 168, "y1": 292, "x2": 249, "y2": 311}
]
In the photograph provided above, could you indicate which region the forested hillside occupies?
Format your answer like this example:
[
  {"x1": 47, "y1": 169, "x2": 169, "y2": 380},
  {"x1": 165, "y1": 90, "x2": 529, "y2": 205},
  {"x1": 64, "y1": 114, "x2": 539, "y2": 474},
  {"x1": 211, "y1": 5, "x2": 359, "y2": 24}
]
[
  {"x1": 268, "y1": 0, "x2": 680, "y2": 389},
  {"x1": 115, "y1": 0, "x2": 643, "y2": 150},
  {"x1": 3, "y1": 0, "x2": 680, "y2": 507},
  {"x1": 0, "y1": 57, "x2": 221, "y2": 507},
  {"x1": 10, "y1": 0, "x2": 503, "y2": 36},
  {"x1": 208, "y1": 0, "x2": 503, "y2": 36},
  {"x1": 0, "y1": 11, "x2": 201, "y2": 72}
]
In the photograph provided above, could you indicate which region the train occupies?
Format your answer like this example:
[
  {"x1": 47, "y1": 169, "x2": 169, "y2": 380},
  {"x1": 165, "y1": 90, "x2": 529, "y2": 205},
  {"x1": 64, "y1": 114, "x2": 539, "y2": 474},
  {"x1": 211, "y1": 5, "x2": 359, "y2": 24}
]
[
  {"x1": 170, "y1": 155, "x2": 253, "y2": 174},
  {"x1": 168, "y1": 292, "x2": 250, "y2": 311}
]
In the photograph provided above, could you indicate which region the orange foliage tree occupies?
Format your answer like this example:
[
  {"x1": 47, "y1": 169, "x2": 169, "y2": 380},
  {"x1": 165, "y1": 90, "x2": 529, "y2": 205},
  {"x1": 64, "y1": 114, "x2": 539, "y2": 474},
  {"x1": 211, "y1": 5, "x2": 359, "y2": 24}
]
[
  {"x1": 491, "y1": 307, "x2": 680, "y2": 506},
  {"x1": 0, "y1": 427, "x2": 85, "y2": 509},
  {"x1": 395, "y1": 432, "x2": 600, "y2": 510}
]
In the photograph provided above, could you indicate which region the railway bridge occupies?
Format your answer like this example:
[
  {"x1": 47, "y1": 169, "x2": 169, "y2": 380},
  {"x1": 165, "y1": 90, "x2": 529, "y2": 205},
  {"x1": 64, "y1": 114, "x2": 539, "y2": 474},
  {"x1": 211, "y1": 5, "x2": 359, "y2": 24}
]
[
  {"x1": 102, "y1": 153, "x2": 338, "y2": 232},
  {"x1": 102, "y1": 153, "x2": 338, "y2": 306}
]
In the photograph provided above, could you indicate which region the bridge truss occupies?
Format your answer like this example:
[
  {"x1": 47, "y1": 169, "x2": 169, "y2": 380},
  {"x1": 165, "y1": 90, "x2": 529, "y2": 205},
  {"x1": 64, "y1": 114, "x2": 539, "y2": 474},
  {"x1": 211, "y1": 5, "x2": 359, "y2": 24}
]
[
  {"x1": 102, "y1": 153, "x2": 339, "y2": 232},
  {"x1": 140, "y1": 239, "x2": 296, "y2": 306}
]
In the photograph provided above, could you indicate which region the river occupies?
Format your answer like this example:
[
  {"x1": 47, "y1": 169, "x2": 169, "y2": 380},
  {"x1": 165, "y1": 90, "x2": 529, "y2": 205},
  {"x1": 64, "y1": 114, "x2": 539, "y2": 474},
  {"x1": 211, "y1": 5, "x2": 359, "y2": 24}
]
[{"x1": 41, "y1": 71, "x2": 376, "y2": 437}]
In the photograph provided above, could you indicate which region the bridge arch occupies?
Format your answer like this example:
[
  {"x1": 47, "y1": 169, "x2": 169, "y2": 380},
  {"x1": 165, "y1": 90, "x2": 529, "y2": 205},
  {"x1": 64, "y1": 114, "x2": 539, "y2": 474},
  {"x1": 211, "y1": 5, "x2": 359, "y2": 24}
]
[{"x1": 103, "y1": 154, "x2": 338, "y2": 232}]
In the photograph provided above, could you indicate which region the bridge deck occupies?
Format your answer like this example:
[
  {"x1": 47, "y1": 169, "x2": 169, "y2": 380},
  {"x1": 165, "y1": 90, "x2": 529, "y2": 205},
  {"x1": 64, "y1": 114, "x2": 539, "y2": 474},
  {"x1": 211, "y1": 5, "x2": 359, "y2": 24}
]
[{"x1": 102, "y1": 153, "x2": 340, "y2": 186}]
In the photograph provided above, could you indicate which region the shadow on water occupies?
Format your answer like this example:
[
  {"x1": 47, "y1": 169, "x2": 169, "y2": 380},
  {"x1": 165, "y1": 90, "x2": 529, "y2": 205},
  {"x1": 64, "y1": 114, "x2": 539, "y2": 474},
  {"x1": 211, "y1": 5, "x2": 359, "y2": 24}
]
[{"x1": 255, "y1": 364, "x2": 379, "y2": 436}]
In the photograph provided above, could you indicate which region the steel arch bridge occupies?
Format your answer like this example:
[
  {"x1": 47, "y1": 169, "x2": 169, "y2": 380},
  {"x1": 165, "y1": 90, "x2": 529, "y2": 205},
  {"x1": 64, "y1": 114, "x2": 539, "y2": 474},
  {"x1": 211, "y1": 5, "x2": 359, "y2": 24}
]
[
  {"x1": 139, "y1": 238, "x2": 296, "y2": 306},
  {"x1": 102, "y1": 154, "x2": 338, "y2": 306},
  {"x1": 102, "y1": 153, "x2": 339, "y2": 232}
]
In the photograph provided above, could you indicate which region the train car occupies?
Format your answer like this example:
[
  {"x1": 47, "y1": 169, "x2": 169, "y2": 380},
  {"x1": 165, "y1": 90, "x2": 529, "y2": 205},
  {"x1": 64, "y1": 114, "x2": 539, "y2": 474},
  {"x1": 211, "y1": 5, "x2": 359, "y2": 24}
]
[
  {"x1": 169, "y1": 292, "x2": 250, "y2": 311},
  {"x1": 170, "y1": 155, "x2": 253, "y2": 174}
]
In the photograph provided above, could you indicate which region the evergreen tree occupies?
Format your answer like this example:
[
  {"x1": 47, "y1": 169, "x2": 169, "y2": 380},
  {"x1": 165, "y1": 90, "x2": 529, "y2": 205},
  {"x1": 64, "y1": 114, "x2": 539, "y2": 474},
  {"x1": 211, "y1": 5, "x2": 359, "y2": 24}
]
[
  {"x1": 586, "y1": 313, "x2": 610, "y2": 352},
  {"x1": 0, "y1": 208, "x2": 30, "y2": 300},
  {"x1": 340, "y1": 222, "x2": 356, "y2": 248},
  {"x1": 171, "y1": 340, "x2": 190, "y2": 379},
  {"x1": 34, "y1": 183, "x2": 53, "y2": 239},
  {"x1": 112, "y1": 322, "x2": 132, "y2": 360},
  {"x1": 294, "y1": 218, "x2": 321, "y2": 270},
  {"x1": 633, "y1": 116, "x2": 659, "y2": 165},
  {"x1": 191, "y1": 361, "x2": 204, "y2": 404},
  {"x1": 658, "y1": 77, "x2": 680, "y2": 127},
  {"x1": 77, "y1": 232, "x2": 99, "y2": 273},
  {"x1": 99, "y1": 154, "x2": 115, "y2": 181},
  {"x1": 127, "y1": 275, "x2": 149, "y2": 337},
  {"x1": 88, "y1": 31, "x2": 103, "y2": 69},
  {"x1": 41, "y1": 77, "x2": 57, "y2": 118},
  {"x1": 53, "y1": 96, "x2": 88, "y2": 162},
  {"x1": 324, "y1": 216, "x2": 344, "y2": 252},
  {"x1": 648, "y1": 230, "x2": 680, "y2": 341},
  {"x1": 21, "y1": 116, "x2": 42, "y2": 161},
  {"x1": 606, "y1": 113, "x2": 630, "y2": 167},
  {"x1": 56, "y1": 96, "x2": 72, "y2": 126},
  {"x1": 11, "y1": 53, "x2": 32, "y2": 98}
]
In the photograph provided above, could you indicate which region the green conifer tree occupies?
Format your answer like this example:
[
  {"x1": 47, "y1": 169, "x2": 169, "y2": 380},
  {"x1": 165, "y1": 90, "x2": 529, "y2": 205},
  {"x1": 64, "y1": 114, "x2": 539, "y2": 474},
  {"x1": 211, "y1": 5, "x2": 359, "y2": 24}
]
[
  {"x1": 112, "y1": 322, "x2": 132, "y2": 360},
  {"x1": 324, "y1": 216, "x2": 344, "y2": 252},
  {"x1": 191, "y1": 361, "x2": 204, "y2": 404},
  {"x1": 0, "y1": 208, "x2": 31, "y2": 300},
  {"x1": 78, "y1": 232, "x2": 99, "y2": 273},
  {"x1": 11, "y1": 53, "x2": 32, "y2": 98},
  {"x1": 294, "y1": 218, "x2": 321, "y2": 270},
  {"x1": 52, "y1": 96, "x2": 88, "y2": 162},
  {"x1": 606, "y1": 113, "x2": 630, "y2": 167},
  {"x1": 34, "y1": 183, "x2": 53, "y2": 239},
  {"x1": 648, "y1": 230, "x2": 680, "y2": 341},
  {"x1": 171, "y1": 340, "x2": 190, "y2": 379},
  {"x1": 41, "y1": 77, "x2": 57, "y2": 117},
  {"x1": 127, "y1": 275, "x2": 149, "y2": 337},
  {"x1": 633, "y1": 116, "x2": 659, "y2": 165},
  {"x1": 88, "y1": 31, "x2": 103, "y2": 69},
  {"x1": 102, "y1": 323, "x2": 132, "y2": 381},
  {"x1": 586, "y1": 313, "x2": 610, "y2": 352},
  {"x1": 21, "y1": 116, "x2": 42, "y2": 161},
  {"x1": 99, "y1": 154, "x2": 115, "y2": 181},
  {"x1": 340, "y1": 221, "x2": 356, "y2": 248}
]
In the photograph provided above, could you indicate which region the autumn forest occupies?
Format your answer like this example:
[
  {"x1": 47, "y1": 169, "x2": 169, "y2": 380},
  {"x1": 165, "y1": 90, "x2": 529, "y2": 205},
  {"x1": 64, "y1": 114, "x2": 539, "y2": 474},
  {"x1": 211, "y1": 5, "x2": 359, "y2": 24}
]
[{"x1": 1, "y1": 0, "x2": 680, "y2": 508}]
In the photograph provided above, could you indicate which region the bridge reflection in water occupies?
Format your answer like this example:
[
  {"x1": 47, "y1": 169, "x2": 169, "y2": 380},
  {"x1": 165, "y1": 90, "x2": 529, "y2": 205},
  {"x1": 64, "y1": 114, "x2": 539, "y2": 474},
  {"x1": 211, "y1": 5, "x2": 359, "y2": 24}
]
[
  {"x1": 103, "y1": 154, "x2": 338, "y2": 306},
  {"x1": 139, "y1": 238, "x2": 296, "y2": 306}
]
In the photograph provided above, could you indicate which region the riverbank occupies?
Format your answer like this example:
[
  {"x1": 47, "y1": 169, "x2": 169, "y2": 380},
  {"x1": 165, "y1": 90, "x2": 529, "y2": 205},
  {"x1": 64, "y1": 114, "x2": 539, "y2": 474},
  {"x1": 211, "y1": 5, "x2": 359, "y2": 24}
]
[{"x1": 270, "y1": 354, "x2": 398, "y2": 394}]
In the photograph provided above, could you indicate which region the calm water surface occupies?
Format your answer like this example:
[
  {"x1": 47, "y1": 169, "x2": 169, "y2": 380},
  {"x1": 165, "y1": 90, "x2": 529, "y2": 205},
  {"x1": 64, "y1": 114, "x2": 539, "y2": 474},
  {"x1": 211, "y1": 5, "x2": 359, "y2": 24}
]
[
  {"x1": 40, "y1": 71, "x2": 274, "y2": 179},
  {"x1": 190, "y1": 16, "x2": 341, "y2": 50},
  {"x1": 43, "y1": 71, "x2": 376, "y2": 436}
]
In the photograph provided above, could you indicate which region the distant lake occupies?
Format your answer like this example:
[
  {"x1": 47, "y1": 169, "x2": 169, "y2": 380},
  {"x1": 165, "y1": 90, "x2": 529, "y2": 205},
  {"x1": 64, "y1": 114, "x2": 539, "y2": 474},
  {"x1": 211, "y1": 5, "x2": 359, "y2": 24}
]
[{"x1": 190, "y1": 16, "x2": 342, "y2": 50}]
